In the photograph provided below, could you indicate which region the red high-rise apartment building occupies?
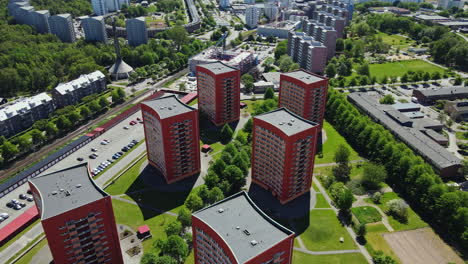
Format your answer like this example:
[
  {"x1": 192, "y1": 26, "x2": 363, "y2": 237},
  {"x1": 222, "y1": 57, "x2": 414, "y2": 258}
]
[
  {"x1": 192, "y1": 191, "x2": 295, "y2": 264},
  {"x1": 28, "y1": 163, "x2": 124, "y2": 264},
  {"x1": 196, "y1": 61, "x2": 241, "y2": 126},
  {"x1": 141, "y1": 95, "x2": 200, "y2": 184},
  {"x1": 278, "y1": 70, "x2": 328, "y2": 127},
  {"x1": 251, "y1": 108, "x2": 320, "y2": 204}
]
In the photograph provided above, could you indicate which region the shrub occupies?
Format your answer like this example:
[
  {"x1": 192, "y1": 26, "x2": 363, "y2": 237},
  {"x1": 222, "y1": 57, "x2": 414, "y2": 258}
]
[
  {"x1": 386, "y1": 199, "x2": 409, "y2": 222},
  {"x1": 371, "y1": 192, "x2": 382, "y2": 203}
]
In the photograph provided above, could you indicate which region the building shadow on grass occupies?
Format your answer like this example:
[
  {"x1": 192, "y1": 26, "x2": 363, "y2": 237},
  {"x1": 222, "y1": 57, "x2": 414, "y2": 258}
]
[
  {"x1": 247, "y1": 184, "x2": 310, "y2": 236},
  {"x1": 125, "y1": 164, "x2": 198, "y2": 220}
]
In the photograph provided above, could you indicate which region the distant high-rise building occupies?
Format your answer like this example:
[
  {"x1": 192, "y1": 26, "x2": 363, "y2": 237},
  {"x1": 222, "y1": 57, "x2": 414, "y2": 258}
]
[
  {"x1": 278, "y1": 70, "x2": 329, "y2": 126},
  {"x1": 7, "y1": 1, "x2": 30, "y2": 18},
  {"x1": 126, "y1": 17, "x2": 148, "y2": 46},
  {"x1": 313, "y1": 23, "x2": 337, "y2": 60},
  {"x1": 287, "y1": 32, "x2": 327, "y2": 74},
  {"x1": 106, "y1": 0, "x2": 119, "y2": 12},
  {"x1": 220, "y1": 0, "x2": 230, "y2": 8},
  {"x1": 192, "y1": 191, "x2": 295, "y2": 264},
  {"x1": 252, "y1": 108, "x2": 320, "y2": 204},
  {"x1": 196, "y1": 61, "x2": 241, "y2": 126},
  {"x1": 52, "y1": 71, "x2": 107, "y2": 108},
  {"x1": 82, "y1": 16, "x2": 108, "y2": 43},
  {"x1": 31, "y1": 10, "x2": 50, "y2": 33},
  {"x1": 141, "y1": 95, "x2": 200, "y2": 183},
  {"x1": 17, "y1": 5, "x2": 34, "y2": 25},
  {"x1": 49, "y1": 14, "x2": 76, "y2": 43},
  {"x1": 246, "y1": 5, "x2": 259, "y2": 28},
  {"x1": 28, "y1": 163, "x2": 124, "y2": 264},
  {"x1": 265, "y1": 2, "x2": 279, "y2": 20},
  {"x1": 117, "y1": 0, "x2": 130, "y2": 7},
  {"x1": 91, "y1": 0, "x2": 108, "y2": 15}
]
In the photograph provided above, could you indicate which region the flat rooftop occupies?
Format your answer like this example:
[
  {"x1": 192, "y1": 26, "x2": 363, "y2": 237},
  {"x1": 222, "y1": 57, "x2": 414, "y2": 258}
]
[
  {"x1": 141, "y1": 94, "x2": 195, "y2": 119},
  {"x1": 281, "y1": 70, "x2": 326, "y2": 84},
  {"x1": 193, "y1": 192, "x2": 293, "y2": 263},
  {"x1": 255, "y1": 108, "x2": 318, "y2": 136},
  {"x1": 416, "y1": 87, "x2": 468, "y2": 97},
  {"x1": 197, "y1": 61, "x2": 238, "y2": 75},
  {"x1": 29, "y1": 163, "x2": 107, "y2": 220}
]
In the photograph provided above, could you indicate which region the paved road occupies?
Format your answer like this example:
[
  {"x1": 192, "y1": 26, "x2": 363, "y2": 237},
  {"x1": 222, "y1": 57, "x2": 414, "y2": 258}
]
[{"x1": 0, "y1": 222, "x2": 44, "y2": 263}]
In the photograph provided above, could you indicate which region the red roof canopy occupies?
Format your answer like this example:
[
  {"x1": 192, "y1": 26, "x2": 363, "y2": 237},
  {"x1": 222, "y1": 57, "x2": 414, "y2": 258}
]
[
  {"x1": 138, "y1": 225, "x2": 150, "y2": 234},
  {"x1": 180, "y1": 92, "x2": 198, "y2": 104},
  {"x1": 0, "y1": 206, "x2": 39, "y2": 243},
  {"x1": 202, "y1": 144, "x2": 211, "y2": 150}
]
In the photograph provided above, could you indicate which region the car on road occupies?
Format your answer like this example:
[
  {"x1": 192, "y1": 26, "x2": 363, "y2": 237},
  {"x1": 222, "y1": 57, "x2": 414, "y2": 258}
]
[
  {"x1": 100, "y1": 139, "x2": 110, "y2": 145},
  {"x1": 19, "y1": 194, "x2": 27, "y2": 200},
  {"x1": 89, "y1": 153, "x2": 98, "y2": 159},
  {"x1": 76, "y1": 157, "x2": 84, "y2": 161},
  {"x1": 123, "y1": 126, "x2": 129, "y2": 130},
  {"x1": 129, "y1": 120, "x2": 137, "y2": 126},
  {"x1": 91, "y1": 148, "x2": 98, "y2": 152}
]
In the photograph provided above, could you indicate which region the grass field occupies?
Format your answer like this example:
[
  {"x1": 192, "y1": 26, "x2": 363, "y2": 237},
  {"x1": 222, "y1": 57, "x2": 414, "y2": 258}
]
[
  {"x1": 365, "y1": 223, "x2": 401, "y2": 263},
  {"x1": 299, "y1": 210, "x2": 358, "y2": 251},
  {"x1": 312, "y1": 181, "x2": 320, "y2": 192},
  {"x1": 315, "y1": 121, "x2": 361, "y2": 164},
  {"x1": 376, "y1": 32, "x2": 413, "y2": 49},
  {"x1": 188, "y1": 98, "x2": 198, "y2": 106},
  {"x1": 112, "y1": 199, "x2": 177, "y2": 254},
  {"x1": 105, "y1": 156, "x2": 147, "y2": 195},
  {"x1": 313, "y1": 163, "x2": 365, "y2": 181},
  {"x1": 364, "y1": 192, "x2": 428, "y2": 231},
  {"x1": 369, "y1": 60, "x2": 445, "y2": 80},
  {"x1": 314, "y1": 193, "x2": 331, "y2": 209},
  {"x1": 14, "y1": 238, "x2": 48, "y2": 264},
  {"x1": 292, "y1": 250, "x2": 367, "y2": 264},
  {"x1": 351, "y1": 206, "x2": 382, "y2": 224},
  {"x1": 455, "y1": 131, "x2": 468, "y2": 140}
]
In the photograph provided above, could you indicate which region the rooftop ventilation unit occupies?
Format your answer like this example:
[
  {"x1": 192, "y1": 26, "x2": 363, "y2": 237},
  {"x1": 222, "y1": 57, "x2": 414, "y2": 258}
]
[
  {"x1": 76, "y1": 184, "x2": 82, "y2": 188},
  {"x1": 51, "y1": 191, "x2": 58, "y2": 195},
  {"x1": 250, "y1": 240, "x2": 258, "y2": 246},
  {"x1": 243, "y1": 229, "x2": 251, "y2": 236},
  {"x1": 218, "y1": 208, "x2": 224, "y2": 213}
]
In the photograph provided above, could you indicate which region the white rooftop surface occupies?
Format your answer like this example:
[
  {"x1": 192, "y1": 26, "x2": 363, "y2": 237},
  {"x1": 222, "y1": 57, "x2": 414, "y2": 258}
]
[
  {"x1": 141, "y1": 95, "x2": 195, "y2": 119},
  {"x1": 255, "y1": 108, "x2": 318, "y2": 136},
  {"x1": 282, "y1": 70, "x2": 325, "y2": 84},
  {"x1": 54, "y1": 70, "x2": 104, "y2": 95},
  {"x1": 29, "y1": 163, "x2": 107, "y2": 220},
  {"x1": 194, "y1": 192, "x2": 293, "y2": 263},
  {"x1": 0, "y1": 93, "x2": 52, "y2": 121}
]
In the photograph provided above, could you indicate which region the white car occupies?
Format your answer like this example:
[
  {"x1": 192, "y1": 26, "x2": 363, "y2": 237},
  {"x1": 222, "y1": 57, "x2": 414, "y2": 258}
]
[{"x1": 0, "y1": 213, "x2": 9, "y2": 220}]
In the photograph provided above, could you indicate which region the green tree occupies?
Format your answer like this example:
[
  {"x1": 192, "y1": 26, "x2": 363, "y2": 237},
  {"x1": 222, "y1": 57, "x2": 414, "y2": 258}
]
[
  {"x1": 334, "y1": 144, "x2": 350, "y2": 164},
  {"x1": 220, "y1": 152, "x2": 233, "y2": 164},
  {"x1": 357, "y1": 223, "x2": 367, "y2": 238},
  {"x1": 423, "y1": 72, "x2": 431, "y2": 82},
  {"x1": 223, "y1": 165, "x2": 246, "y2": 193},
  {"x1": 380, "y1": 75, "x2": 388, "y2": 84},
  {"x1": 373, "y1": 252, "x2": 397, "y2": 264},
  {"x1": 241, "y1": 74, "x2": 255, "y2": 93},
  {"x1": 2, "y1": 141, "x2": 19, "y2": 160},
  {"x1": 401, "y1": 73, "x2": 409, "y2": 83},
  {"x1": 243, "y1": 118, "x2": 253, "y2": 134},
  {"x1": 325, "y1": 63, "x2": 337, "y2": 78},
  {"x1": 30, "y1": 129, "x2": 46, "y2": 145},
  {"x1": 184, "y1": 193, "x2": 204, "y2": 212},
  {"x1": 112, "y1": 87, "x2": 126, "y2": 103},
  {"x1": 333, "y1": 163, "x2": 352, "y2": 182},
  {"x1": 165, "y1": 221, "x2": 182, "y2": 237},
  {"x1": 220, "y1": 124, "x2": 234, "y2": 143},
  {"x1": 330, "y1": 182, "x2": 353, "y2": 212},
  {"x1": 67, "y1": 111, "x2": 81, "y2": 124},
  {"x1": 387, "y1": 199, "x2": 409, "y2": 222},
  {"x1": 198, "y1": 185, "x2": 210, "y2": 205},
  {"x1": 157, "y1": 235, "x2": 189, "y2": 263},
  {"x1": 211, "y1": 159, "x2": 227, "y2": 176},
  {"x1": 99, "y1": 97, "x2": 109, "y2": 108},
  {"x1": 55, "y1": 115, "x2": 72, "y2": 131},
  {"x1": 167, "y1": 25, "x2": 188, "y2": 51},
  {"x1": 80, "y1": 106, "x2": 92, "y2": 119},
  {"x1": 357, "y1": 63, "x2": 370, "y2": 76},
  {"x1": 379, "y1": 94, "x2": 395, "y2": 104},
  {"x1": 45, "y1": 122, "x2": 58, "y2": 138},
  {"x1": 362, "y1": 163, "x2": 387, "y2": 189},
  {"x1": 88, "y1": 100, "x2": 102, "y2": 112},
  {"x1": 264, "y1": 87, "x2": 275, "y2": 100},
  {"x1": 432, "y1": 71, "x2": 441, "y2": 80},
  {"x1": 274, "y1": 40, "x2": 288, "y2": 60},
  {"x1": 208, "y1": 187, "x2": 224, "y2": 204},
  {"x1": 454, "y1": 76, "x2": 463, "y2": 85},
  {"x1": 177, "y1": 208, "x2": 192, "y2": 228},
  {"x1": 232, "y1": 154, "x2": 248, "y2": 175}
]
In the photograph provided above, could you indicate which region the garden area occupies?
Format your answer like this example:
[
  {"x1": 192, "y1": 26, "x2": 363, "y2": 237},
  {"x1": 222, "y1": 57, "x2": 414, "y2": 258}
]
[
  {"x1": 292, "y1": 250, "x2": 367, "y2": 264},
  {"x1": 375, "y1": 32, "x2": 413, "y2": 49}
]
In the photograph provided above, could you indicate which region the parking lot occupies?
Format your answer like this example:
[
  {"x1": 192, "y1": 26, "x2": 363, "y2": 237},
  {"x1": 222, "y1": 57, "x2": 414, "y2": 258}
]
[{"x1": 0, "y1": 110, "x2": 146, "y2": 227}]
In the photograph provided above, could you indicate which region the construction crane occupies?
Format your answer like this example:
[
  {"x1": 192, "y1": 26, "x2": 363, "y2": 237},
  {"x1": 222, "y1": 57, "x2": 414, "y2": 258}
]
[{"x1": 213, "y1": 31, "x2": 229, "y2": 58}]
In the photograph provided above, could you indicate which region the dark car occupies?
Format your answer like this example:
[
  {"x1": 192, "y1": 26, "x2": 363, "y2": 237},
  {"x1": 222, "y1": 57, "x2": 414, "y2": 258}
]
[
  {"x1": 6, "y1": 202, "x2": 13, "y2": 208},
  {"x1": 19, "y1": 194, "x2": 27, "y2": 200},
  {"x1": 27, "y1": 189, "x2": 32, "y2": 194},
  {"x1": 26, "y1": 196, "x2": 34, "y2": 202},
  {"x1": 118, "y1": 152, "x2": 123, "y2": 156},
  {"x1": 89, "y1": 154, "x2": 97, "y2": 159},
  {"x1": 77, "y1": 157, "x2": 84, "y2": 161},
  {"x1": 121, "y1": 147, "x2": 129, "y2": 152}
]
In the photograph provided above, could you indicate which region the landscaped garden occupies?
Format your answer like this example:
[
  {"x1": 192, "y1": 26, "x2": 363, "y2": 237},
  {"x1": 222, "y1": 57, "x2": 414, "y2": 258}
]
[
  {"x1": 351, "y1": 206, "x2": 382, "y2": 225},
  {"x1": 292, "y1": 250, "x2": 367, "y2": 264}
]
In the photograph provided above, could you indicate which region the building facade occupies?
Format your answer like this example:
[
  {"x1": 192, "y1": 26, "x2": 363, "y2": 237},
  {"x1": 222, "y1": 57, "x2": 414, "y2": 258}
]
[
  {"x1": 287, "y1": 32, "x2": 327, "y2": 74},
  {"x1": 246, "y1": 5, "x2": 259, "y2": 28},
  {"x1": 141, "y1": 95, "x2": 200, "y2": 184},
  {"x1": 31, "y1": 10, "x2": 51, "y2": 33},
  {"x1": 28, "y1": 163, "x2": 124, "y2": 264},
  {"x1": 126, "y1": 17, "x2": 148, "y2": 46},
  {"x1": 91, "y1": 0, "x2": 107, "y2": 15},
  {"x1": 82, "y1": 16, "x2": 108, "y2": 43},
  {"x1": 52, "y1": 71, "x2": 107, "y2": 108},
  {"x1": 220, "y1": 0, "x2": 230, "y2": 8},
  {"x1": 0, "y1": 93, "x2": 55, "y2": 138},
  {"x1": 192, "y1": 191, "x2": 295, "y2": 264},
  {"x1": 196, "y1": 61, "x2": 240, "y2": 126},
  {"x1": 264, "y1": 3, "x2": 278, "y2": 20},
  {"x1": 49, "y1": 14, "x2": 76, "y2": 43},
  {"x1": 251, "y1": 108, "x2": 319, "y2": 204},
  {"x1": 278, "y1": 70, "x2": 329, "y2": 126}
]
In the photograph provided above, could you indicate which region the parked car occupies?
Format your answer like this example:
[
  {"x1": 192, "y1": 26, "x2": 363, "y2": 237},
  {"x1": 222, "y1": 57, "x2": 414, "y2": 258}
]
[
  {"x1": 117, "y1": 152, "x2": 123, "y2": 156},
  {"x1": 89, "y1": 154, "x2": 98, "y2": 159},
  {"x1": 100, "y1": 139, "x2": 110, "y2": 145},
  {"x1": 14, "y1": 204, "x2": 22, "y2": 210},
  {"x1": 76, "y1": 157, "x2": 84, "y2": 161},
  {"x1": 91, "y1": 148, "x2": 98, "y2": 152},
  {"x1": 121, "y1": 147, "x2": 129, "y2": 152},
  {"x1": 19, "y1": 194, "x2": 27, "y2": 200},
  {"x1": 19, "y1": 202, "x2": 26, "y2": 208},
  {"x1": 6, "y1": 202, "x2": 13, "y2": 208},
  {"x1": 27, "y1": 189, "x2": 32, "y2": 194},
  {"x1": 136, "y1": 117, "x2": 141, "y2": 121},
  {"x1": 26, "y1": 196, "x2": 34, "y2": 202},
  {"x1": 123, "y1": 126, "x2": 129, "y2": 130},
  {"x1": 107, "y1": 159, "x2": 114, "y2": 164}
]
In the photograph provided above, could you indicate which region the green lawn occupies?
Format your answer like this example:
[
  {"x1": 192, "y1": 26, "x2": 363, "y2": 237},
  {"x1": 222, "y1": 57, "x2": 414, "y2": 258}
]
[
  {"x1": 292, "y1": 250, "x2": 367, "y2": 264},
  {"x1": 313, "y1": 163, "x2": 365, "y2": 181},
  {"x1": 351, "y1": 206, "x2": 382, "y2": 224},
  {"x1": 455, "y1": 131, "x2": 468, "y2": 140},
  {"x1": 315, "y1": 121, "x2": 361, "y2": 164},
  {"x1": 312, "y1": 180, "x2": 320, "y2": 192},
  {"x1": 369, "y1": 60, "x2": 445, "y2": 80},
  {"x1": 188, "y1": 98, "x2": 198, "y2": 106},
  {"x1": 314, "y1": 193, "x2": 331, "y2": 209},
  {"x1": 364, "y1": 223, "x2": 401, "y2": 263},
  {"x1": 112, "y1": 199, "x2": 177, "y2": 254},
  {"x1": 184, "y1": 250, "x2": 194, "y2": 264},
  {"x1": 104, "y1": 156, "x2": 148, "y2": 195},
  {"x1": 299, "y1": 210, "x2": 358, "y2": 251},
  {"x1": 364, "y1": 192, "x2": 428, "y2": 231},
  {"x1": 375, "y1": 32, "x2": 413, "y2": 49},
  {"x1": 14, "y1": 238, "x2": 48, "y2": 264}
]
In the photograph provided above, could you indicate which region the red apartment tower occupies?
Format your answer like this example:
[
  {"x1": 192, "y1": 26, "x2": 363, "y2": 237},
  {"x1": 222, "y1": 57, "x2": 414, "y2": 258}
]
[
  {"x1": 28, "y1": 163, "x2": 124, "y2": 264},
  {"x1": 141, "y1": 95, "x2": 200, "y2": 184},
  {"x1": 278, "y1": 70, "x2": 329, "y2": 127},
  {"x1": 252, "y1": 108, "x2": 320, "y2": 204},
  {"x1": 196, "y1": 61, "x2": 241, "y2": 126},
  {"x1": 192, "y1": 191, "x2": 295, "y2": 264}
]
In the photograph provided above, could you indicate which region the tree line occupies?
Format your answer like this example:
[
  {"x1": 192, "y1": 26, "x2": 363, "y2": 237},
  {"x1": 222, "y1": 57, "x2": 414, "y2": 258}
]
[
  {"x1": 326, "y1": 88, "x2": 468, "y2": 250},
  {"x1": 0, "y1": 87, "x2": 125, "y2": 168}
]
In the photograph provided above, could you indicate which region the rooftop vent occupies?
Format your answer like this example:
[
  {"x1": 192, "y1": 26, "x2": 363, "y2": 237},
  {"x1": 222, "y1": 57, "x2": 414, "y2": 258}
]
[
  {"x1": 218, "y1": 208, "x2": 224, "y2": 213},
  {"x1": 291, "y1": 119, "x2": 295, "y2": 122},
  {"x1": 51, "y1": 191, "x2": 58, "y2": 195},
  {"x1": 65, "y1": 190, "x2": 71, "y2": 196},
  {"x1": 243, "y1": 229, "x2": 251, "y2": 236},
  {"x1": 59, "y1": 188, "x2": 64, "y2": 192},
  {"x1": 236, "y1": 226, "x2": 240, "y2": 230},
  {"x1": 250, "y1": 240, "x2": 258, "y2": 246},
  {"x1": 168, "y1": 107, "x2": 172, "y2": 110},
  {"x1": 76, "y1": 184, "x2": 82, "y2": 188},
  {"x1": 279, "y1": 122, "x2": 284, "y2": 125},
  {"x1": 288, "y1": 123, "x2": 292, "y2": 126}
]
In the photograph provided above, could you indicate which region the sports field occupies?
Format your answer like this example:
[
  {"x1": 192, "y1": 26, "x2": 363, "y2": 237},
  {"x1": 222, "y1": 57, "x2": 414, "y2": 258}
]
[{"x1": 369, "y1": 60, "x2": 445, "y2": 80}]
